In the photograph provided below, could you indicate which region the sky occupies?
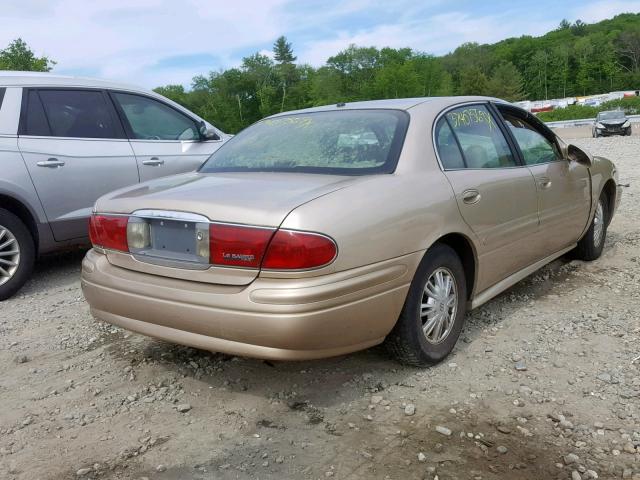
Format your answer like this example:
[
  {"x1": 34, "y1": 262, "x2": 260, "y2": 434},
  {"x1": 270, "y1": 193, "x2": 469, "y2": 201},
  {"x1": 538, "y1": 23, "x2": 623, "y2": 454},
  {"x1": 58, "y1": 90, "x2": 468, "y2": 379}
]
[{"x1": 1, "y1": 0, "x2": 639, "y2": 89}]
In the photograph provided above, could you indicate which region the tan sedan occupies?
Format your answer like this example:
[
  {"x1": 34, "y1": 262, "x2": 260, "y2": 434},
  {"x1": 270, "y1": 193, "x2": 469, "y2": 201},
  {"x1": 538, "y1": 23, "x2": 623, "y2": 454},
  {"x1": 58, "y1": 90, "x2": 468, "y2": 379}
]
[{"x1": 81, "y1": 97, "x2": 621, "y2": 365}]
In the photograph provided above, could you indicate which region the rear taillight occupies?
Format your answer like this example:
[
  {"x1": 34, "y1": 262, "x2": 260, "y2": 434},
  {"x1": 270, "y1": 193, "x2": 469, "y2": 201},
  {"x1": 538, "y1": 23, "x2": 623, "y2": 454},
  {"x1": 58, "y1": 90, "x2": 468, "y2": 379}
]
[
  {"x1": 209, "y1": 224, "x2": 274, "y2": 268},
  {"x1": 262, "y1": 230, "x2": 337, "y2": 270},
  {"x1": 89, "y1": 214, "x2": 337, "y2": 271},
  {"x1": 89, "y1": 215, "x2": 129, "y2": 252},
  {"x1": 208, "y1": 224, "x2": 337, "y2": 270}
]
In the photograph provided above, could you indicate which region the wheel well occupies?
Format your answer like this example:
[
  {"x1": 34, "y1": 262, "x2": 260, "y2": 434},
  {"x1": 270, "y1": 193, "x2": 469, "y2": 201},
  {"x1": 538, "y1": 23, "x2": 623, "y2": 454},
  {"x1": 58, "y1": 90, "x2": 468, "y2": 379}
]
[
  {"x1": 601, "y1": 179, "x2": 616, "y2": 225},
  {"x1": 435, "y1": 233, "x2": 476, "y2": 300},
  {"x1": 0, "y1": 194, "x2": 39, "y2": 253}
]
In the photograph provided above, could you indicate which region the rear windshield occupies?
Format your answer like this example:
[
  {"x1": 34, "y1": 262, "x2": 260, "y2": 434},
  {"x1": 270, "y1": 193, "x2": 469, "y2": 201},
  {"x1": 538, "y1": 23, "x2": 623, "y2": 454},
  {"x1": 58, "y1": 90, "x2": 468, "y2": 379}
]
[
  {"x1": 199, "y1": 109, "x2": 409, "y2": 175},
  {"x1": 598, "y1": 111, "x2": 625, "y2": 120}
]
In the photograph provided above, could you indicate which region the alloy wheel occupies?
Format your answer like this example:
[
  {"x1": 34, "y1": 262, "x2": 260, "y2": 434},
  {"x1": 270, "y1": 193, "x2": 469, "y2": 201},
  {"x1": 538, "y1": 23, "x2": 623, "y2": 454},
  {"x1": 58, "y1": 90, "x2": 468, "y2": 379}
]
[
  {"x1": 593, "y1": 200, "x2": 605, "y2": 248},
  {"x1": 0, "y1": 225, "x2": 20, "y2": 287},
  {"x1": 421, "y1": 267, "x2": 458, "y2": 344}
]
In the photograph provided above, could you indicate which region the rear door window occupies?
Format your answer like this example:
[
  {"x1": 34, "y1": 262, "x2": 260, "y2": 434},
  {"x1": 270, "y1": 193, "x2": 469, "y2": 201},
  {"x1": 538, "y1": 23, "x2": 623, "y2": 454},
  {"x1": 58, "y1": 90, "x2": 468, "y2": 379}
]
[
  {"x1": 112, "y1": 92, "x2": 200, "y2": 141},
  {"x1": 434, "y1": 118, "x2": 465, "y2": 169},
  {"x1": 22, "y1": 90, "x2": 51, "y2": 136},
  {"x1": 441, "y1": 105, "x2": 517, "y2": 169},
  {"x1": 37, "y1": 89, "x2": 118, "y2": 139}
]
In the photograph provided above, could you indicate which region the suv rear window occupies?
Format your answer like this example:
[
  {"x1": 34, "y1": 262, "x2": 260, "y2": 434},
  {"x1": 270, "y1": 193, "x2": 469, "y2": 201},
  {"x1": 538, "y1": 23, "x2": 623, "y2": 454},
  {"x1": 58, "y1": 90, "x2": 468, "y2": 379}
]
[
  {"x1": 38, "y1": 90, "x2": 117, "y2": 139},
  {"x1": 23, "y1": 90, "x2": 50, "y2": 136},
  {"x1": 199, "y1": 110, "x2": 409, "y2": 175}
]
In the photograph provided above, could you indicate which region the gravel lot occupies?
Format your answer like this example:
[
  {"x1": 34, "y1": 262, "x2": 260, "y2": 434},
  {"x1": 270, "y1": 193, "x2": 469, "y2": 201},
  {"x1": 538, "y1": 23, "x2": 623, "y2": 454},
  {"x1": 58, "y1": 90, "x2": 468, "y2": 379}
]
[{"x1": 1, "y1": 132, "x2": 638, "y2": 480}]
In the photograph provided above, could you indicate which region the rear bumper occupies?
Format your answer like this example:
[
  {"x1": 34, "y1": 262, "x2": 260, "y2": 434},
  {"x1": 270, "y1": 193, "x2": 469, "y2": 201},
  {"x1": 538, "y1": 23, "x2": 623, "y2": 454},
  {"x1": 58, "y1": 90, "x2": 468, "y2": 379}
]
[{"x1": 81, "y1": 249, "x2": 419, "y2": 360}]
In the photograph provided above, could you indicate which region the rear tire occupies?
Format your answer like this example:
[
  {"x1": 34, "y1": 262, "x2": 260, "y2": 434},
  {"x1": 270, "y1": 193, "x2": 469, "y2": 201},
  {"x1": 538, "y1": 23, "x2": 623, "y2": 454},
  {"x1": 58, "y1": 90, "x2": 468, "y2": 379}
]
[
  {"x1": 0, "y1": 209, "x2": 35, "y2": 301},
  {"x1": 573, "y1": 193, "x2": 608, "y2": 261},
  {"x1": 385, "y1": 244, "x2": 467, "y2": 366}
]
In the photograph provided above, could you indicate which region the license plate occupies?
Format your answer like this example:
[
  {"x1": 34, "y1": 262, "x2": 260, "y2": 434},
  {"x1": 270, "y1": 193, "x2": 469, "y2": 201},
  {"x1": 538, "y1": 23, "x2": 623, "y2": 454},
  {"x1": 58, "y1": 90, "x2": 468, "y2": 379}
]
[{"x1": 150, "y1": 219, "x2": 196, "y2": 255}]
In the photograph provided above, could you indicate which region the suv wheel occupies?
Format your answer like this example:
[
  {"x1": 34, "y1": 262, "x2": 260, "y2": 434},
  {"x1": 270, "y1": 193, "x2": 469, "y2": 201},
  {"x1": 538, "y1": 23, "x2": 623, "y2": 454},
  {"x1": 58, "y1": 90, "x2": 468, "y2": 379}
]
[
  {"x1": 385, "y1": 244, "x2": 467, "y2": 366},
  {"x1": 0, "y1": 208, "x2": 35, "y2": 301}
]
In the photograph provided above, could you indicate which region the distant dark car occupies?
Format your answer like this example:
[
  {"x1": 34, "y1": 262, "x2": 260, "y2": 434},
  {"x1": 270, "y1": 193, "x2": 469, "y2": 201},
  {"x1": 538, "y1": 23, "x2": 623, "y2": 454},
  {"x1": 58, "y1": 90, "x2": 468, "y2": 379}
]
[{"x1": 593, "y1": 110, "x2": 632, "y2": 137}]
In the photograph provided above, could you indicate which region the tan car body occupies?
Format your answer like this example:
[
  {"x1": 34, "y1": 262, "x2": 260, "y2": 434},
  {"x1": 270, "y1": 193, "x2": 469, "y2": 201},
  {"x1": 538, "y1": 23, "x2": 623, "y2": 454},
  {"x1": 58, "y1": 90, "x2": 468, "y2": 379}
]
[{"x1": 81, "y1": 96, "x2": 621, "y2": 360}]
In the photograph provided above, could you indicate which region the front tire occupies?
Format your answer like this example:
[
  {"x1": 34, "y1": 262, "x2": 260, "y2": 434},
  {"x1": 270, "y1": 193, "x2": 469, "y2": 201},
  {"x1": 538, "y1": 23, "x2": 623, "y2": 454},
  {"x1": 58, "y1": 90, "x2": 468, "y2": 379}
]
[
  {"x1": 385, "y1": 244, "x2": 467, "y2": 366},
  {"x1": 573, "y1": 194, "x2": 608, "y2": 261},
  {"x1": 0, "y1": 209, "x2": 35, "y2": 301}
]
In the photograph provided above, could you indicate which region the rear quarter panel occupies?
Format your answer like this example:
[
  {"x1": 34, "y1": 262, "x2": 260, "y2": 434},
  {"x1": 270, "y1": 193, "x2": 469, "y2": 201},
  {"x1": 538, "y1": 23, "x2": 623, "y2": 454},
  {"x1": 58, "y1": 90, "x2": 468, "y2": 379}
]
[{"x1": 278, "y1": 172, "x2": 471, "y2": 275}]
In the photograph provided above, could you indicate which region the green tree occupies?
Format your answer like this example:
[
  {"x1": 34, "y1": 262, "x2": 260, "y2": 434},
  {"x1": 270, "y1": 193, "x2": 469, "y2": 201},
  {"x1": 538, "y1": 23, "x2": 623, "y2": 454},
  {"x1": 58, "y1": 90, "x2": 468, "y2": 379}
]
[
  {"x1": 458, "y1": 66, "x2": 490, "y2": 95},
  {"x1": 487, "y1": 62, "x2": 525, "y2": 101},
  {"x1": 0, "y1": 38, "x2": 54, "y2": 71},
  {"x1": 273, "y1": 36, "x2": 296, "y2": 64},
  {"x1": 272, "y1": 37, "x2": 300, "y2": 112},
  {"x1": 153, "y1": 85, "x2": 190, "y2": 107}
]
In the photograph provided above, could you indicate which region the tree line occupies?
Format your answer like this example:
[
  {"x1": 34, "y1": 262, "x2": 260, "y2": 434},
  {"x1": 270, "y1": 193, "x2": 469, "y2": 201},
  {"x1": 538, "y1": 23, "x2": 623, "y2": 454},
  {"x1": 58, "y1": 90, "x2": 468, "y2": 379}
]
[{"x1": 2, "y1": 13, "x2": 639, "y2": 133}]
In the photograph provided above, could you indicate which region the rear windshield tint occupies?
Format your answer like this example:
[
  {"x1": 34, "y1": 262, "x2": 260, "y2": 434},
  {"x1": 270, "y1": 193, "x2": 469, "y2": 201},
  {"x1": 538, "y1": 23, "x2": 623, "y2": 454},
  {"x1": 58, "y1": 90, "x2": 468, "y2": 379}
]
[{"x1": 199, "y1": 109, "x2": 409, "y2": 175}]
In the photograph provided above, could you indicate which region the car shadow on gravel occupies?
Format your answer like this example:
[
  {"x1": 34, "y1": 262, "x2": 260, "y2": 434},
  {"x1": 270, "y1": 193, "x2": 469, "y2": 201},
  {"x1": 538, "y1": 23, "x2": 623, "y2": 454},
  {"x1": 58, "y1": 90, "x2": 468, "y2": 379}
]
[
  {"x1": 105, "y1": 334, "x2": 407, "y2": 408},
  {"x1": 17, "y1": 248, "x2": 88, "y2": 296}
]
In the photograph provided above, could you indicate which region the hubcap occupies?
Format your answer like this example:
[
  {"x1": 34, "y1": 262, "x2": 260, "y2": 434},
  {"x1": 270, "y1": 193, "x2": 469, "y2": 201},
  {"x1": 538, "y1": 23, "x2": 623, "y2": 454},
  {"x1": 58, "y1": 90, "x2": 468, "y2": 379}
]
[
  {"x1": 0, "y1": 225, "x2": 20, "y2": 286},
  {"x1": 421, "y1": 267, "x2": 458, "y2": 345},
  {"x1": 593, "y1": 200, "x2": 605, "y2": 248}
]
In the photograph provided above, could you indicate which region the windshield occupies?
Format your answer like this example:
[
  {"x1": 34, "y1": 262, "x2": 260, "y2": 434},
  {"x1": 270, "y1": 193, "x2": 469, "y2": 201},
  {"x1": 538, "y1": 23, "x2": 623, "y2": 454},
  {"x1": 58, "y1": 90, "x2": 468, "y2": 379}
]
[
  {"x1": 199, "y1": 109, "x2": 409, "y2": 175},
  {"x1": 598, "y1": 111, "x2": 625, "y2": 121}
]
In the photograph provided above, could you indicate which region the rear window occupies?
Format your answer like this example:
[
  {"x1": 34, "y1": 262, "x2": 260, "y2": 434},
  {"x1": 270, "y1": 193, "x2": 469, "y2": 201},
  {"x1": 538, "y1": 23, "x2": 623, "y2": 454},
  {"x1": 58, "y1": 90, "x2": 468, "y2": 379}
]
[
  {"x1": 199, "y1": 110, "x2": 409, "y2": 175},
  {"x1": 23, "y1": 90, "x2": 51, "y2": 136},
  {"x1": 38, "y1": 90, "x2": 117, "y2": 139}
]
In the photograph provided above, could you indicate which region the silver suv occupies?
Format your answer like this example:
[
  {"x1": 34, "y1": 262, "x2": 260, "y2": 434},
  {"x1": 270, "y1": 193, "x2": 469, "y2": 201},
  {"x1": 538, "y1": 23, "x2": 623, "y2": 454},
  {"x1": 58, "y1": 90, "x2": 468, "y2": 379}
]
[{"x1": 0, "y1": 72, "x2": 227, "y2": 300}]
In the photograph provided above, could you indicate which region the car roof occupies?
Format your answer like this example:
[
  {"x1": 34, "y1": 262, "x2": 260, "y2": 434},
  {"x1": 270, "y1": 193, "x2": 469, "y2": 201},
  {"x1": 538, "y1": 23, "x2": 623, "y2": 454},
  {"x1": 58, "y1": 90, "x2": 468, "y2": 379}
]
[
  {"x1": 268, "y1": 96, "x2": 507, "y2": 117},
  {"x1": 0, "y1": 71, "x2": 146, "y2": 92}
]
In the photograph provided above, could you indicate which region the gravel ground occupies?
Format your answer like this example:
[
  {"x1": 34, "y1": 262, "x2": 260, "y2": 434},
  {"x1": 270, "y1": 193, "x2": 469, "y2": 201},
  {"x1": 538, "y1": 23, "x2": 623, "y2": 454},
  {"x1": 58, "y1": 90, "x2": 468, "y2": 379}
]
[{"x1": 1, "y1": 133, "x2": 639, "y2": 480}]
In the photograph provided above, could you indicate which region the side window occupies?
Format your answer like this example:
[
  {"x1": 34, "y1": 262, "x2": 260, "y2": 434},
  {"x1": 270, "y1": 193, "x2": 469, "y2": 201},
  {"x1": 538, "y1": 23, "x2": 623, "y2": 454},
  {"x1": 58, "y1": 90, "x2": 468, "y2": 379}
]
[
  {"x1": 434, "y1": 118, "x2": 465, "y2": 169},
  {"x1": 0, "y1": 88, "x2": 5, "y2": 109},
  {"x1": 445, "y1": 105, "x2": 517, "y2": 169},
  {"x1": 500, "y1": 111, "x2": 560, "y2": 165},
  {"x1": 112, "y1": 93, "x2": 199, "y2": 141},
  {"x1": 23, "y1": 90, "x2": 51, "y2": 136},
  {"x1": 38, "y1": 90, "x2": 117, "y2": 138}
]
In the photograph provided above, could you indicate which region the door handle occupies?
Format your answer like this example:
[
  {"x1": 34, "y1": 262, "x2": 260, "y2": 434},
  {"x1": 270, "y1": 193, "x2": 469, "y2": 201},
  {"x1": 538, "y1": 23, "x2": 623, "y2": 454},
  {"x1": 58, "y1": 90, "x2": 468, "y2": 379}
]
[
  {"x1": 142, "y1": 157, "x2": 164, "y2": 166},
  {"x1": 36, "y1": 158, "x2": 65, "y2": 168},
  {"x1": 538, "y1": 177, "x2": 552, "y2": 189},
  {"x1": 462, "y1": 189, "x2": 481, "y2": 204}
]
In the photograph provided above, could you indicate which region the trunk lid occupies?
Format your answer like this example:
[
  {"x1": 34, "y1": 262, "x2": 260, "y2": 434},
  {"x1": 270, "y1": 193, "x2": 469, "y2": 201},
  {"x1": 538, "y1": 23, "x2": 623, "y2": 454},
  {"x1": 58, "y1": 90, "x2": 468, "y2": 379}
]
[{"x1": 96, "y1": 172, "x2": 357, "y2": 226}]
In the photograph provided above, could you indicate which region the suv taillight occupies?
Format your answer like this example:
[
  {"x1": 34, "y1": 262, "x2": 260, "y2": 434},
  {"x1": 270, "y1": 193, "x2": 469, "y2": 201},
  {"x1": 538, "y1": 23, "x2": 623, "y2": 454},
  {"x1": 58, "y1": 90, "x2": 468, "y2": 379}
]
[{"x1": 89, "y1": 215, "x2": 128, "y2": 252}]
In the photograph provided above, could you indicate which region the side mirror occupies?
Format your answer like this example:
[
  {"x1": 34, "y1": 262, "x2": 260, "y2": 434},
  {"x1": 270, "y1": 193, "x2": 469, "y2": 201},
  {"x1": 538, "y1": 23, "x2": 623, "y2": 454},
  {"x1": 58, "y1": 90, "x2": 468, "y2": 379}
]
[
  {"x1": 566, "y1": 144, "x2": 593, "y2": 168},
  {"x1": 555, "y1": 136, "x2": 593, "y2": 168},
  {"x1": 199, "y1": 121, "x2": 221, "y2": 141}
]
